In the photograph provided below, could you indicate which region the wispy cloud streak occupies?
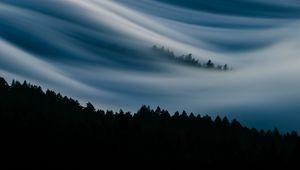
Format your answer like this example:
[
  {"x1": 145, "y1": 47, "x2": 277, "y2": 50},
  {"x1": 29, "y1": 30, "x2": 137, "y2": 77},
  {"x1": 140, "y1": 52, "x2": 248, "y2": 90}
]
[{"x1": 1, "y1": 0, "x2": 300, "y2": 131}]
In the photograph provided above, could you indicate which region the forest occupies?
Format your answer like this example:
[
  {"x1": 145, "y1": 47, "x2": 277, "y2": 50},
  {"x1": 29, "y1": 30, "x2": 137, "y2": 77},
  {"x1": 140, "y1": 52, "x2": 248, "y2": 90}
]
[
  {"x1": 152, "y1": 45, "x2": 230, "y2": 71},
  {"x1": 0, "y1": 77, "x2": 299, "y2": 169}
]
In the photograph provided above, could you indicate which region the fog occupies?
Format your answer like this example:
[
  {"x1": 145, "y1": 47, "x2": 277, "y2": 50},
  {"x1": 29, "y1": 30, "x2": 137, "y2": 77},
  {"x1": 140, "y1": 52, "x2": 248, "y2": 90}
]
[{"x1": 1, "y1": 0, "x2": 300, "y2": 132}]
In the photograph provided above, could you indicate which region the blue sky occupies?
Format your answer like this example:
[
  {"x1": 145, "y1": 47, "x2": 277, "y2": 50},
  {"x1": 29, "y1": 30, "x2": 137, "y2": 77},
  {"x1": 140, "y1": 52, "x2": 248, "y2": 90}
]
[{"x1": 1, "y1": 0, "x2": 300, "y2": 132}]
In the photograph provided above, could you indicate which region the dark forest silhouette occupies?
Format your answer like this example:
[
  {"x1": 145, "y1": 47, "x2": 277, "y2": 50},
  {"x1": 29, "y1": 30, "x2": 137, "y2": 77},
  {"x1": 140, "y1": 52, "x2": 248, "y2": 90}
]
[
  {"x1": 152, "y1": 45, "x2": 230, "y2": 71},
  {"x1": 0, "y1": 77, "x2": 300, "y2": 169}
]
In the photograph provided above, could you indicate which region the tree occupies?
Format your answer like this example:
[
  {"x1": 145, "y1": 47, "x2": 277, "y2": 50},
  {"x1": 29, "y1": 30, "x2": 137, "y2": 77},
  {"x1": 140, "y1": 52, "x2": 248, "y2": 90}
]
[
  {"x1": 155, "y1": 106, "x2": 161, "y2": 113},
  {"x1": 181, "y1": 110, "x2": 188, "y2": 118},
  {"x1": 189, "y1": 113, "x2": 196, "y2": 119},
  {"x1": 84, "y1": 102, "x2": 95, "y2": 113},
  {"x1": 214, "y1": 116, "x2": 222, "y2": 127},
  {"x1": 0, "y1": 76, "x2": 299, "y2": 169},
  {"x1": 185, "y1": 54, "x2": 193, "y2": 61},
  {"x1": 0, "y1": 77, "x2": 8, "y2": 91},
  {"x1": 231, "y1": 119, "x2": 242, "y2": 129},
  {"x1": 273, "y1": 128, "x2": 280, "y2": 138},
  {"x1": 223, "y1": 64, "x2": 228, "y2": 71},
  {"x1": 151, "y1": 45, "x2": 230, "y2": 71},
  {"x1": 160, "y1": 110, "x2": 170, "y2": 118},
  {"x1": 119, "y1": 109, "x2": 124, "y2": 115},
  {"x1": 206, "y1": 60, "x2": 214, "y2": 68},
  {"x1": 222, "y1": 117, "x2": 230, "y2": 127},
  {"x1": 173, "y1": 111, "x2": 180, "y2": 118},
  {"x1": 137, "y1": 105, "x2": 152, "y2": 119}
]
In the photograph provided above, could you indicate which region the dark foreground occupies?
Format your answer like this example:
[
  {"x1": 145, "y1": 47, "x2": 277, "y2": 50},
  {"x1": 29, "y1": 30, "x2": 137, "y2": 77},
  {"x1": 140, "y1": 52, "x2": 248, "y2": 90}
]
[{"x1": 0, "y1": 77, "x2": 300, "y2": 169}]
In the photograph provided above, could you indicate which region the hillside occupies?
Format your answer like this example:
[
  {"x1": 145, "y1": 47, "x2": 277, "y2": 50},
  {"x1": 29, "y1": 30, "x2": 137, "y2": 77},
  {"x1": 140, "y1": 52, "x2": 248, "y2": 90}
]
[{"x1": 0, "y1": 77, "x2": 300, "y2": 169}]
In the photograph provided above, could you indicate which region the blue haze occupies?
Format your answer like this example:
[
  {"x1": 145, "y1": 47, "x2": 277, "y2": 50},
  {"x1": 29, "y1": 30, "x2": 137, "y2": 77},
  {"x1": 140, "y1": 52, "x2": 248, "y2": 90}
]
[{"x1": 1, "y1": 0, "x2": 300, "y2": 132}]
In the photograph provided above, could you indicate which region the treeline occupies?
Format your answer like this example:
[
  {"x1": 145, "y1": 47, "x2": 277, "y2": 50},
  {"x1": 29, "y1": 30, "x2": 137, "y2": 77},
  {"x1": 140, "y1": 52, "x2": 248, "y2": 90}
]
[
  {"x1": 152, "y1": 45, "x2": 230, "y2": 71},
  {"x1": 0, "y1": 77, "x2": 300, "y2": 169}
]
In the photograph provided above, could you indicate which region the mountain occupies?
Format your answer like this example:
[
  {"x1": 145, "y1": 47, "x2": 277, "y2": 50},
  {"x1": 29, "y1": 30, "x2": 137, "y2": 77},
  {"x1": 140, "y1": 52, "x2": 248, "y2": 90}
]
[{"x1": 0, "y1": 77, "x2": 300, "y2": 169}]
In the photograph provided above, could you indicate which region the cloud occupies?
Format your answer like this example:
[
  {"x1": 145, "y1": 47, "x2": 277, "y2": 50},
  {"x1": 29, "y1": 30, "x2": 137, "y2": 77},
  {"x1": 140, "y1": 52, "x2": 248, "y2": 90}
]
[
  {"x1": 150, "y1": 0, "x2": 300, "y2": 18},
  {"x1": 0, "y1": 0, "x2": 300, "y2": 131}
]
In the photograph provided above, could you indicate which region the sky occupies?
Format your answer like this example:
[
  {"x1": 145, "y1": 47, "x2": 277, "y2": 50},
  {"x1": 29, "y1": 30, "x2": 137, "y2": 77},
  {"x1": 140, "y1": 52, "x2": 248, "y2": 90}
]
[{"x1": 1, "y1": 0, "x2": 300, "y2": 132}]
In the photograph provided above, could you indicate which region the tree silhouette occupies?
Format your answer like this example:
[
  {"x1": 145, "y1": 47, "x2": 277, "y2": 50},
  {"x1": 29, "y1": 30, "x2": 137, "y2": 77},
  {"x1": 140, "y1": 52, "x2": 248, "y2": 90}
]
[
  {"x1": 84, "y1": 102, "x2": 95, "y2": 113},
  {"x1": 206, "y1": 60, "x2": 214, "y2": 68},
  {"x1": 0, "y1": 77, "x2": 8, "y2": 88},
  {"x1": 152, "y1": 45, "x2": 230, "y2": 71},
  {"x1": 0, "y1": 76, "x2": 299, "y2": 169},
  {"x1": 223, "y1": 64, "x2": 228, "y2": 71}
]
